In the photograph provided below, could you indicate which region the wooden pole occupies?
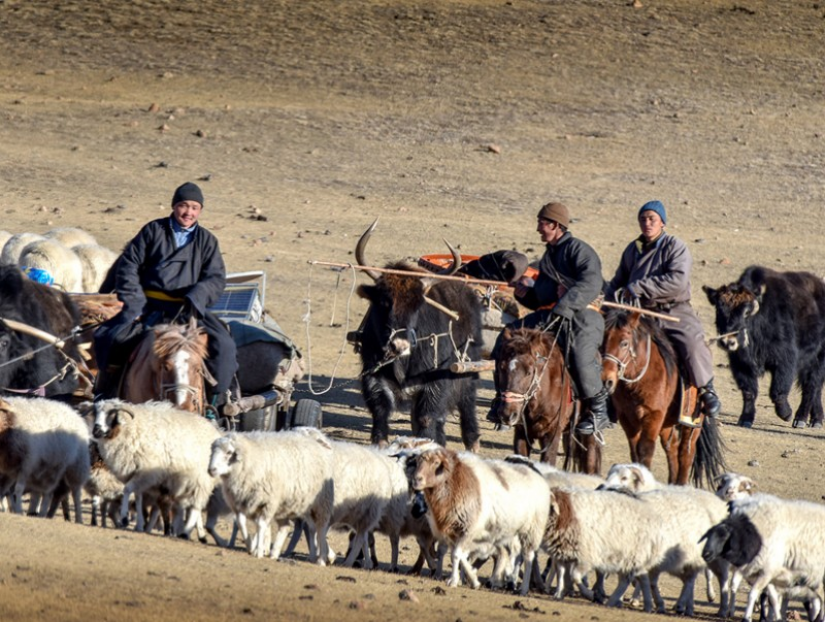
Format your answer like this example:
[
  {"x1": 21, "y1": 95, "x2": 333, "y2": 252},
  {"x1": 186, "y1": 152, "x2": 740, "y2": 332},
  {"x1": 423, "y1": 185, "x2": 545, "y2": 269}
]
[
  {"x1": 309, "y1": 260, "x2": 511, "y2": 289},
  {"x1": 600, "y1": 301, "x2": 680, "y2": 323},
  {"x1": 310, "y1": 260, "x2": 680, "y2": 322}
]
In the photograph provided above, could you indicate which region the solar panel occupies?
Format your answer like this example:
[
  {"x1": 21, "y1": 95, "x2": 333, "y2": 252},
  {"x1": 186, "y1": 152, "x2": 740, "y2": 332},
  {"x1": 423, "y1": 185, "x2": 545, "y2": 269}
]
[{"x1": 208, "y1": 283, "x2": 263, "y2": 322}]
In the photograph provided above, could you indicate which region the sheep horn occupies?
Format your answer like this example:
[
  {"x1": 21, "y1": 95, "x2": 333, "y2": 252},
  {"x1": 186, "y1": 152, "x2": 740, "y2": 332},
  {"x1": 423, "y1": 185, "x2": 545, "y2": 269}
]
[
  {"x1": 109, "y1": 406, "x2": 135, "y2": 420},
  {"x1": 354, "y1": 219, "x2": 382, "y2": 281}
]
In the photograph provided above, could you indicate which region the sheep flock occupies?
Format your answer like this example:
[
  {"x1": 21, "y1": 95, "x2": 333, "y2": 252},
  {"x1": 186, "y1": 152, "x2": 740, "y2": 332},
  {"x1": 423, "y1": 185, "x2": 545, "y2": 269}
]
[{"x1": 2, "y1": 388, "x2": 824, "y2": 622}]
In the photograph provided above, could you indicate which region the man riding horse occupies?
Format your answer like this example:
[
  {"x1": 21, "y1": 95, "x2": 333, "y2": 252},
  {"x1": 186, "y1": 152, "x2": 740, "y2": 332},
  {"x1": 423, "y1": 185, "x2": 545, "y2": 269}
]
[
  {"x1": 93, "y1": 182, "x2": 238, "y2": 415},
  {"x1": 488, "y1": 202, "x2": 610, "y2": 437},
  {"x1": 603, "y1": 200, "x2": 721, "y2": 418}
]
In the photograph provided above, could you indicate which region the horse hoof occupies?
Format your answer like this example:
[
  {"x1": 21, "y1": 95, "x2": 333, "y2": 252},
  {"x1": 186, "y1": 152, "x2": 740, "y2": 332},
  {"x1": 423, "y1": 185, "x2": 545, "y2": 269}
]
[
  {"x1": 737, "y1": 419, "x2": 753, "y2": 429},
  {"x1": 792, "y1": 419, "x2": 807, "y2": 429},
  {"x1": 812, "y1": 422, "x2": 823, "y2": 429}
]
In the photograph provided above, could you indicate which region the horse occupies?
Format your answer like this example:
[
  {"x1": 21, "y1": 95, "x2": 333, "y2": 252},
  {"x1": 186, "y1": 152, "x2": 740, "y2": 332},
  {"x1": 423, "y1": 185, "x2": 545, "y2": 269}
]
[
  {"x1": 601, "y1": 309, "x2": 726, "y2": 487},
  {"x1": 495, "y1": 327, "x2": 601, "y2": 475},
  {"x1": 120, "y1": 318, "x2": 210, "y2": 415}
]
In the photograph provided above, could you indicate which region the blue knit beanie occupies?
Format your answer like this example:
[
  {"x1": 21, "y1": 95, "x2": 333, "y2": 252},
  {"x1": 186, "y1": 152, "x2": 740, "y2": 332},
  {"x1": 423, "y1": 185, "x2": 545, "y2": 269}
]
[{"x1": 638, "y1": 200, "x2": 666, "y2": 224}]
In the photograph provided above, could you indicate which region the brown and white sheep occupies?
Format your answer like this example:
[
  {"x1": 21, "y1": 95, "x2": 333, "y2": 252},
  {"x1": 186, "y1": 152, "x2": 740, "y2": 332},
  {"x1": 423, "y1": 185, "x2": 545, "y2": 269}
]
[{"x1": 411, "y1": 446, "x2": 550, "y2": 595}]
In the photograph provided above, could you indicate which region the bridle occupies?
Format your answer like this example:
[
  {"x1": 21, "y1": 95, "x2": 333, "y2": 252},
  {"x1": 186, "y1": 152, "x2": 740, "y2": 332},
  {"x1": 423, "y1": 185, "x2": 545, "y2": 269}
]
[
  {"x1": 603, "y1": 331, "x2": 652, "y2": 384},
  {"x1": 501, "y1": 352, "x2": 550, "y2": 408}
]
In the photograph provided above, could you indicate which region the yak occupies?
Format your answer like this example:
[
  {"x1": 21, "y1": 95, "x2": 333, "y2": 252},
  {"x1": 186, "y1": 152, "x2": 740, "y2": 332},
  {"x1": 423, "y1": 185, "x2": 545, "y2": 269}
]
[
  {"x1": 0, "y1": 265, "x2": 82, "y2": 398},
  {"x1": 352, "y1": 220, "x2": 483, "y2": 451},
  {"x1": 703, "y1": 265, "x2": 825, "y2": 428}
]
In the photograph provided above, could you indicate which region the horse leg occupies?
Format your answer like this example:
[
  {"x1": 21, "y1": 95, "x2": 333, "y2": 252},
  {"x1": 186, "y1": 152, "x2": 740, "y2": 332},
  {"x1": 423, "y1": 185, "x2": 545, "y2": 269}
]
[
  {"x1": 676, "y1": 426, "x2": 700, "y2": 486},
  {"x1": 635, "y1": 412, "x2": 661, "y2": 470},
  {"x1": 513, "y1": 428, "x2": 530, "y2": 459},
  {"x1": 659, "y1": 425, "x2": 681, "y2": 485}
]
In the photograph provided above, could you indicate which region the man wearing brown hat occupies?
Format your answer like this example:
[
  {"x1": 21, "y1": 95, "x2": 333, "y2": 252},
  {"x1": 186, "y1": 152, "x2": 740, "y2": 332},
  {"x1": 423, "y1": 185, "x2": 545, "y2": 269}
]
[
  {"x1": 489, "y1": 202, "x2": 610, "y2": 436},
  {"x1": 93, "y1": 182, "x2": 238, "y2": 414}
]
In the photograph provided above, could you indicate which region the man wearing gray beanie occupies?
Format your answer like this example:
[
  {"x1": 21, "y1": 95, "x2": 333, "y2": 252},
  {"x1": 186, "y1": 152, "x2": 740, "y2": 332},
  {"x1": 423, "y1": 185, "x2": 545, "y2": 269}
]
[
  {"x1": 488, "y1": 201, "x2": 610, "y2": 436},
  {"x1": 604, "y1": 200, "x2": 721, "y2": 417},
  {"x1": 93, "y1": 182, "x2": 238, "y2": 414}
]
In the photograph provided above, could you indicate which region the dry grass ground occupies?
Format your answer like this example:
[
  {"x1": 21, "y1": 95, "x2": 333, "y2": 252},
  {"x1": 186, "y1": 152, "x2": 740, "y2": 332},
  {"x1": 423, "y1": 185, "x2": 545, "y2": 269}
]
[{"x1": 1, "y1": 1, "x2": 824, "y2": 620}]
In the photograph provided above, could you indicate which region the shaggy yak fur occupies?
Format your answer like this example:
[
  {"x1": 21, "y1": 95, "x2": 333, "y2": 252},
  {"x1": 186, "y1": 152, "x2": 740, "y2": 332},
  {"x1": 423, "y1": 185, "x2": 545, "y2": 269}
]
[
  {"x1": 0, "y1": 265, "x2": 82, "y2": 398},
  {"x1": 356, "y1": 261, "x2": 483, "y2": 450},
  {"x1": 703, "y1": 265, "x2": 825, "y2": 428}
]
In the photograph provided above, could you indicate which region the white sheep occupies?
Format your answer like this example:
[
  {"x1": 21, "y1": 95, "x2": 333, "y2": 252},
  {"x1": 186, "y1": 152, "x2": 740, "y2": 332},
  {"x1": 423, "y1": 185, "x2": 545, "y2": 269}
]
[
  {"x1": 0, "y1": 396, "x2": 90, "y2": 523},
  {"x1": 91, "y1": 398, "x2": 222, "y2": 540},
  {"x1": 715, "y1": 471, "x2": 758, "y2": 502},
  {"x1": 411, "y1": 446, "x2": 550, "y2": 595},
  {"x1": 543, "y1": 487, "x2": 667, "y2": 609},
  {"x1": 703, "y1": 493, "x2": 825, "y2": 622},
  {"x1": 0, "y1": 231, "x2": 12, "y2": 257},
  {"x1": 208, "y1": 431, "x2": 334, "y2": 562},
  {"x1": 600, "y1": 462, "x2": 732, "y2": 616},
  {"x1": 17, "y1": 237, "x2": 84, "y2": 292},
  {"x1": 1, "y1": 232, "x2": 45, "y2": 266},
  {"x1": 45, "y1": 226, "x2": 97, "y2": 248},
  {"x1": 72, "y1": 243, "x2": 118, "y2": 293},
  {"x1": 84, "y1": 442, "x2": 125, "y2": 528}
]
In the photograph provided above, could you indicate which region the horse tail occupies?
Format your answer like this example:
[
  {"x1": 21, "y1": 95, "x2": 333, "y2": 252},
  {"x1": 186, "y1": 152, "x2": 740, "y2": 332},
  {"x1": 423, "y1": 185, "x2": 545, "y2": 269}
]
[{"x1": 690, "y1": 416, "x2": 728, "y2": 489}]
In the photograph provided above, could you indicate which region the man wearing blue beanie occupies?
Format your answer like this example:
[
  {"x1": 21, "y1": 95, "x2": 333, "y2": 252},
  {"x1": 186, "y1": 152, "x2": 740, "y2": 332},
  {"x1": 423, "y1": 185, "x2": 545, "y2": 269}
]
[{"x1": 604, "y1": 200, "x2": 721, "y2": 418}]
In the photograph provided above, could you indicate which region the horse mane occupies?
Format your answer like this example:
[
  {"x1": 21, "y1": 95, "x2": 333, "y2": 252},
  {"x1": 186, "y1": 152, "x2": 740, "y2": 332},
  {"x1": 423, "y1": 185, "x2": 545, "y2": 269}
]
[
  {"x1": 502, "y1": 327, "x2": 557, "y2": 356},
  {"x1": 151, "y1": 323, "x2": 208, "y2": 361},
  {"x1": 604, "y1": 310, "x2": 678, "y2": 379}
]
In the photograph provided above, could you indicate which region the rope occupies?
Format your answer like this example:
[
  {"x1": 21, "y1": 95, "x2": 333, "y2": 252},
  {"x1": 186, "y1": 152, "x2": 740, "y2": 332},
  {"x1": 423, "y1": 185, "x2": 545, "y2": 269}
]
[{"x1": 303, "y1": 263, "x2": 361, "y2": 395}]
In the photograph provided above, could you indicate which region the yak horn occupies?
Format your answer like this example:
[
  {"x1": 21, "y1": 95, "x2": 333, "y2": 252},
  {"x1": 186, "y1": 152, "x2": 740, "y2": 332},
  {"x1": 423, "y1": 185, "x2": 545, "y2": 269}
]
[
  {"x1": 0, "y1": 317, "x2": 65, "y2": 349},
  {"x1": 439, "y1": 239, "x2": 462, "y2": 276},
  {"x1": 355, "y1": 219, "x2": 382, "y2": 281}
]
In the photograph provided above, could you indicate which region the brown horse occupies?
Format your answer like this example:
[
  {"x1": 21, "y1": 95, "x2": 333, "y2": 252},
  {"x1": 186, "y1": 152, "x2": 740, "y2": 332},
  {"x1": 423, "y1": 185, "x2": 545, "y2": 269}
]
[
  {"x1": 120, "y1": 318, "x2": 210, "y2": 415},
  {"x1": 496, "y1": 327, "x2": 601, "y2": 475},
  {"x1": 601, "y1": 310, "x2": 725, "y2": 486}
]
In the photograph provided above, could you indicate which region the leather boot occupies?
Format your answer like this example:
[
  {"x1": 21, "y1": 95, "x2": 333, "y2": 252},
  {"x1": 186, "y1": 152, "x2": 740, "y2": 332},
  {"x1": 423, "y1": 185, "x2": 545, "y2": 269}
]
[
  {"x1": 94, "y1": 365, "x2": 123, "y2": 401},
  {"x1": 699, "y1": 379, "x2": 721, "y2": 417},
  {"x1": 575, "y1": 389, "x2": 610, "y2": 436}
]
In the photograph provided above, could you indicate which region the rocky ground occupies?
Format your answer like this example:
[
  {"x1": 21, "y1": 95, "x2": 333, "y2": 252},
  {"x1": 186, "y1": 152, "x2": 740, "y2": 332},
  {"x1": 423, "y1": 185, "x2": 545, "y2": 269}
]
[{"x1": 1, "y1": 1, "x2": 824, "y2": 620}]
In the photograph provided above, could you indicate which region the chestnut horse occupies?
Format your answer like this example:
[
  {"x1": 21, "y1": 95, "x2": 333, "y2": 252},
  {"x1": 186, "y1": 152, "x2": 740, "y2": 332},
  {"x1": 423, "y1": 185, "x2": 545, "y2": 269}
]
[
  {"x1": 601, "y1": 310, "x2": 725, "y2": 487},
  {"x1": 120, "y1": 318, "x2": 210, "y2": 415},
  {"x1": 496, "y1": 327, "x2": 601, "y2": 475}
]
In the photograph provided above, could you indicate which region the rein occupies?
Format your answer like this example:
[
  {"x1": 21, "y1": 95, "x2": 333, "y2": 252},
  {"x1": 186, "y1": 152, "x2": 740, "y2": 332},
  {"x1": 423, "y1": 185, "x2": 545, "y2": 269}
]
[{"x1": 604, "y1": 332, "x2": 652, "y2": 384}]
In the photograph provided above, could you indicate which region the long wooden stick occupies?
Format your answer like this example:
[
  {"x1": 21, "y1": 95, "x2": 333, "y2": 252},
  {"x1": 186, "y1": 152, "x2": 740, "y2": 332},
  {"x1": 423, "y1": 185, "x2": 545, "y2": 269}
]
[
  {"x1": 309, "y1": 260, "x2": 510, "y2": 288},
  {"x1": 601, "y1": 301, "x2": 680, "y2": 323},
  {"x1": 311, "y1": 260, "x2": 679, "y2": 322}
]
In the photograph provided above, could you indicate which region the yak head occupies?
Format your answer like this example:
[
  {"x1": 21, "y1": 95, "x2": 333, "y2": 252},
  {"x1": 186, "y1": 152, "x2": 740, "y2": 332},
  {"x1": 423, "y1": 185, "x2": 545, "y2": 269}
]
[
  {"x1": 354, "y1": 219, "x2": 461, "y2": 362},
  {"x1": 703, "y1": 282, "x2": 762, "y2": 352}
]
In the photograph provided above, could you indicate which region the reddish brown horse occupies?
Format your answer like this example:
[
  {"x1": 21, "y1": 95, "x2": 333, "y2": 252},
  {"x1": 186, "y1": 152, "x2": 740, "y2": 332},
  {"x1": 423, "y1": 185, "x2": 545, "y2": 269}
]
[
  {"x1": 120, "y1": 318, "x2": 210, "y2": 415},
  {"x1": 495, "y1": 327, "x2": 601, "y2": 475},
  {"x1": 601, "y1": 310, "x2": 725, "y2": 486}
]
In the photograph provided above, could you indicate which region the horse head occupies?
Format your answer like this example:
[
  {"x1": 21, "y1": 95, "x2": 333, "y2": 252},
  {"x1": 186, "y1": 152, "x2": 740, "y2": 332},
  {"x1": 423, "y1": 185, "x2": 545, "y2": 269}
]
[
  {"x1": 602, "y1": 310, "x2": 653, "y2": 392},
  {"x1": 122, "y1": 320, "x2": 209, "y2": 413},
  {"x1": 496, "y1": 327, "x2": 561, "y2": 428}
]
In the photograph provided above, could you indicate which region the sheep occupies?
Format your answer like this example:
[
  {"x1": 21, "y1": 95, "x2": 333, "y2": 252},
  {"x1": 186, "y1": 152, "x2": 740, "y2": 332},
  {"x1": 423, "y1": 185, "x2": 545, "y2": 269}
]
[
  {"x1": 0, "y1": 231, "x2": 12, "y2": 257},
  {"x1": 44, "y1": 226, "x2": 97, "y2": 249},
  {"x1": 411, "y1": 446, "x2": 550, "y2": 595},
  {"x1": 600, "y1": 462, "x2": 732, "y2": 616},
  {"x1": 207, "y1": 431, "x2": 334, "y2": 561},
  {"x1": 0, "y1": 396, "x2": 90, "y2": 523},
  {"x1": 702, "y1": 494, "x2": 825, "y2": 622},
  {"x1": 542, "y1": 486, "x2": 667, "y2": 609},
  {"x1": 715, "y1": 471, "x2": 758, "y2": 502},
  {"x1": 1, "y1": 232, "x2": 45, "y2": 266},
  {"x1": 72, "y1": 243, "x2": 118, "y2": 293},
  {"x1": 17, "y1": 237, "x2": 84, "y2": 292},
  {"x1": 91, "y1": 398, "x2": 222, "y2": 540},
  {"x1": 84, "y1": 442, "x2": 125, "y2": 528}
]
